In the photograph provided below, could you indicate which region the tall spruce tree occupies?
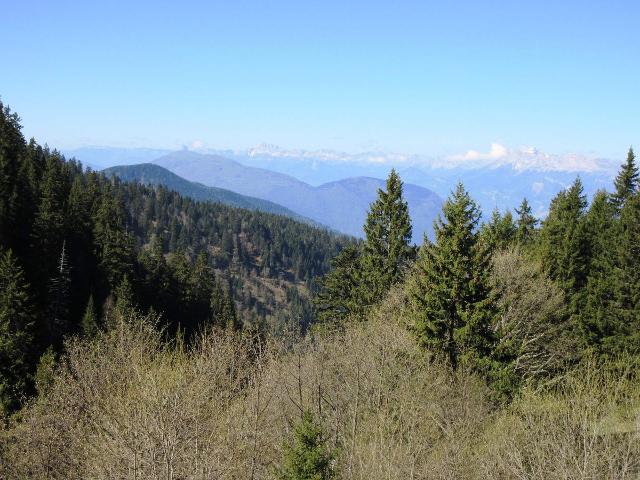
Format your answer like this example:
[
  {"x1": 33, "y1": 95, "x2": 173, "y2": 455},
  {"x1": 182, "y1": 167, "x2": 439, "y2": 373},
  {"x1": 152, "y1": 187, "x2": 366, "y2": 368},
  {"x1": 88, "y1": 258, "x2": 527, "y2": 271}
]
[
  {"x1": 408, "y1": 183, "x2": 495, "y2": 372},
  {"x1": 612, "y1": 147, "x2": 638, "y2": 212},
  {"x1": 0, "y1": 248, "x2": 34, "y2": 414},
  {"x1": 515, "y1": 198, "x2": 538, "y2": 244},
  {"x1": 360, "y1": 169, "x2": 413, "y2": 306},
  {"x1": 614, "y1": 192, "x2": 640, "y2": 353},
  {"x1": 538, "y1": 178, "x2": 590, "y2": 300},
  {"x1": 579, "y1": 191, "x2": 620, "y2": 354}
]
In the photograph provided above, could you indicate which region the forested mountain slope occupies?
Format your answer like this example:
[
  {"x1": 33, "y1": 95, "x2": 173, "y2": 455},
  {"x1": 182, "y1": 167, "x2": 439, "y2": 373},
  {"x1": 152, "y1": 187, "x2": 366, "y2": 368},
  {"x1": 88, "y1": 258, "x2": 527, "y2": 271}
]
[
  {"x1": 152, "y1": 150, "x2": 443, "y2": 241},
  {"x1": 103, "y1": 163, "x2": 313, "y2": 221},
  {"x1": 0, "y1": 102, "x2": 351, "y2": 413}
]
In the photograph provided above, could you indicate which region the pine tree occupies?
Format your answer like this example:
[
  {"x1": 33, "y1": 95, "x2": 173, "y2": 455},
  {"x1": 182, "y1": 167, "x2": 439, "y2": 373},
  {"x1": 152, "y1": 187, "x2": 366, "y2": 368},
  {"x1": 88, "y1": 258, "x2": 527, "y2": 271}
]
[
  {"x1": 611, "y1": 147, "x2": 638, "y2": 212},
  {"x1": 578, "y1": 191, "x2": 620, "y2": 354},
  {"x1": 81, "y1": 294, "x2": 99, "y2": 337},
  {"x1": 210, "y1": 279, "x2": 226, "y2": 327},
  {"x1": 614, "y1": 192, "x2": 640, "y2": 353},
  {"x1": 408, "y1": 183, "x2": 495, "y2": 372},
  {"x1": 361, "y1": 169, "x2": 413, "y2": 306},
  {"x1": 538, "y1": 178, "x2": 589, "y2": 298},
  {"x1": 0, "y1": 102, "x2": 27, "y2": 248},
  {"x1": 314, "y1": 245, "x2": 363, "y2": 325},
  {"x1": 276, "y1": 410, "x2": 335, "y2": 480},
  {"x1": 47, "y1": 240, "x2": 71, "y2": 347},
  {"x1": 30, "y1": 153, "x2": 70, "y2": 294},
  {"x1": 0, "y1": 248, "x2": 34, "y2": 413},
  {"x1": 93, "y1": 192, "x2": 135, "y2": 290},
  {"x1": 515, "y1": 198, "x2": 538, "y2": 244},
  {"x1": 480, "y1": 209, "x2": 517, "y2": 252},
  {"x1": 222, "y1": 292, "x2": 240, "y2": 330}
]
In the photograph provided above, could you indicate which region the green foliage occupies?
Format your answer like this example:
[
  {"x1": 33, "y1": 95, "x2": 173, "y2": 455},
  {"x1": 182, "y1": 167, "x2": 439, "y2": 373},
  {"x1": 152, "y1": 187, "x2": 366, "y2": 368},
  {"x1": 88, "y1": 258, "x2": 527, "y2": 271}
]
[
  {"x1": 313, "y1": 245, "x2": 363, "y2": 325},
  {"x1": 0, "y1": 248, "x2": 34, "y2": 414},
  {"x1": 408, "y1": 183, "x2": 496, "y2": 373},
  {"x1": 480, "y1": 208, "x2": 517, "y2": 252},
  {"x1": 514, "y1": 197, "x2": 538, "y2": 244},
  {"x1": 276, "y1": 410, "x2": 335, "y2": 480},
  {"x1": 611, "y1": 147, "x2": 638, "y2": 212},
  {"x1": 614, "y1": 191, "x2": 640, "y2": 353},
  {"x1": 360, "y1": 169, "x2": 413, "y2": 306}
]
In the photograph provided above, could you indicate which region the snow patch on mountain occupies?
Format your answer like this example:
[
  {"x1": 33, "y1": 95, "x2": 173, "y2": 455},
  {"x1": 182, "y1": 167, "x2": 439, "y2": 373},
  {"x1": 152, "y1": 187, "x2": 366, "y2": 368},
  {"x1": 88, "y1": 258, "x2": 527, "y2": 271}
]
[{"x1": 243, "y1": 143, "x2": 615, "y2": 173}]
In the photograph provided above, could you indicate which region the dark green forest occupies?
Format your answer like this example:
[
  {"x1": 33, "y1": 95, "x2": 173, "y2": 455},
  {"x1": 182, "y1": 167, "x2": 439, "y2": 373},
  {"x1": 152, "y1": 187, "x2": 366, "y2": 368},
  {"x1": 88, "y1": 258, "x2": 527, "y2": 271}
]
[{"x1": 0, "y1": 102, "x2": 350, "y2": 414}]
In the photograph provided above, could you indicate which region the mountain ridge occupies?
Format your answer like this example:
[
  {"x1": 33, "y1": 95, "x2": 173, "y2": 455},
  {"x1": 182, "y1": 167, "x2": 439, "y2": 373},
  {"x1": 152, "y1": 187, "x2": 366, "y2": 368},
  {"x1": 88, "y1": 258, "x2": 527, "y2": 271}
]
[
  {"x1": 151, "y1": 151, "x2": 443, "y2": 241},
  {"x1": 102, "y1": 163, "x2": 316, "y2": 223}
]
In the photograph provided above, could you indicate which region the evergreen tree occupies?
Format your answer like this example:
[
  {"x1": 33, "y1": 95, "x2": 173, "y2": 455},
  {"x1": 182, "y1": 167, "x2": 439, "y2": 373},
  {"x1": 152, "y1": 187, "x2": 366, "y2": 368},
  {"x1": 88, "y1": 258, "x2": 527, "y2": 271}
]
[
  {"x1": 81, "y1": 294, "x2": 99, "y2": 337},
  {"x1": 276, "y1": 410, "x2": 335, "y2": 480},
  {"x1": 611, "y1": 147, "x2": 638, "y2": 212},
  {"x1": 515, "y1": 198, "x2": 538, "y2": 244},
  {"x1": 538, "y1": 178, "x2": 590, "y2": 301},
  {"x1": 31, "y1": 153, "x2": 69, "y2": 280},
  {"x1": 222, "y1": 292, "x2": 240, "y2": 330},
  {"x1": 46, "y1": 240, "x2": 71, "y2": 347},
  {"x1": 0, "y1": 102, "x2": 27, "y2": 248},
  {"x1": 361, "y1": 169, "x2": 413, "y2": 306},
  {"x1": 579, "y1": 191, "x2": 620, "y2": 354},
  {"x1": 0, "y1": 248, "x2": 34, "y2": 413},
  {"x1": 614, "y1": 192, "x2": 640, "y2": 353},
  {"x1": 408, "y1": 183, "x2": 495, "y2": 372},
  {"x1": 210, "y1": 279, "x2": 226, "y2": 327},
  {"x1": 93, "y1": 192, "x2": 135, "y2": 290},
  {"x1": 314, "y1": 245, "x2": 363, "y2": 325},
  {"x1": 480, "y1": 209, "x2": 517, "y2": 252}
]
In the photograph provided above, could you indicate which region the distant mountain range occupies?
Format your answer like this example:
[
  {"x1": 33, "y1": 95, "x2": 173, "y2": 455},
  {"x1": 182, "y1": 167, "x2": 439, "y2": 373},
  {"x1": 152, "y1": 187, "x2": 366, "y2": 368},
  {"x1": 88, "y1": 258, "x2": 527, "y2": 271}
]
[
  {"x1": 102, "y1": 163, "x2": 312, "y2": 222},
  {"x1": 66, "y1": 143, "x2": 621, "y2": 235},
  {"x1": 151, "y1": 151, "x2": 443, "y2": 241}
]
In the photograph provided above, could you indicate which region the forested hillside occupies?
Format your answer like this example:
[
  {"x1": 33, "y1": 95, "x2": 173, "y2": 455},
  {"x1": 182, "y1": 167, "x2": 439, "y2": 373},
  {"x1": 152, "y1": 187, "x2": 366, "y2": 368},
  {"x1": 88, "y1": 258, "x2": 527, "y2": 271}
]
[
  {"x1": 103, "y1": 163, "x2": 312, "y2": 221},
  {"x1": 1, "y1": 100, "x2": 639, "y2": 478},
  {"x1": 0, "y1": 102, "x2": 350, "y2": 414}
]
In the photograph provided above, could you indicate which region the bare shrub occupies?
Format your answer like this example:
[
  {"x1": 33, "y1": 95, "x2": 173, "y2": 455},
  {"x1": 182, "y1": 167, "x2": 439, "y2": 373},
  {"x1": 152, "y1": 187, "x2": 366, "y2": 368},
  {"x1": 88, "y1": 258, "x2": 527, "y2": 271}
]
[{"x1": 476, "y1": 358, "x2": 640, "y2": 480}]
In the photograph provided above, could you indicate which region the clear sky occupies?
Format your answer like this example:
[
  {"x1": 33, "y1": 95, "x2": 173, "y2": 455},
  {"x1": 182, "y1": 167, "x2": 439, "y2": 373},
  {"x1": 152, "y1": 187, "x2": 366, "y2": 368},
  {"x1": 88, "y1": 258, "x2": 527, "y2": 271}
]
[{"x1": 2, "y1": 0, "x2": 639, "y2": 158}]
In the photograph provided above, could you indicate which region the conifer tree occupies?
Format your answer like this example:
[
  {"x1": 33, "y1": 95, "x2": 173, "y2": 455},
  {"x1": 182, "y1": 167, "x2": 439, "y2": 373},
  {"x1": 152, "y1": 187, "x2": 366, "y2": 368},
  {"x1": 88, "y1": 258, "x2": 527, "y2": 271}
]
[
  {"x1": 614, "y1": 192, "x2": 640, "y2": 353},
  {"x1": 611, "y1": 147, "x2": 638, "y2": 212},
  {"x1": 409, "y1": 183, "x2": 495, "y2": 372},
  {"x1": 47, "y1": 240, "x2": 71, "y2": 346},
  {"x1": 0, "y1": 102, "x2": 27, "y2": 248},
  {"x1": 32, "y1": 153, "x2": 69, "y2": 279},
  {"x1": 538, "y1": 178, "x2": 589, "y2": 299},
  {"x1": 81, "y1": 294, "x2": 99, "y2": 337},
  {"x1": 361, "y1": 169, "x2": 413, "y2": 305},
  {"x1": 576, "y1": 191, "x2": 618, "y2": 352},
  {"x1": 0, "y1": 248, "x2": 34, "y2": 413},
  {"x1": 276, "y1": 410, "x2": 335, "y2": 480},
  {"x1": 480, "y1": 209, "x2": 517, "y2": 252},
  {"x1": 93, "y1": 192, "x2": 135, "y2": 290},
  {"x1": 314, "y1": 245, "x2": 363, "y2": 325},
  {"x1": 515, "y1": 198, "x2": 538, "y2": 244}
]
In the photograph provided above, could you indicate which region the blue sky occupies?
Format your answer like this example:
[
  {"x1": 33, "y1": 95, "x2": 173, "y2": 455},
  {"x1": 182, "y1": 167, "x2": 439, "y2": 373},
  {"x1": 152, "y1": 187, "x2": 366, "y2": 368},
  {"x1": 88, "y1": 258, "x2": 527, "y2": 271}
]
[{"x1": 2, "y1": 0, "x2": 639, "y2": 158}]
